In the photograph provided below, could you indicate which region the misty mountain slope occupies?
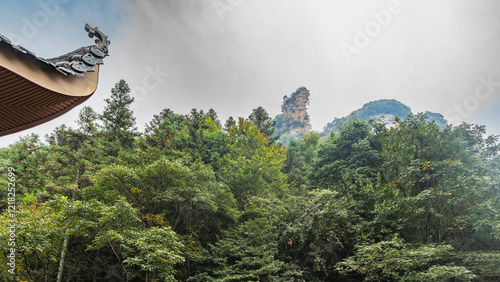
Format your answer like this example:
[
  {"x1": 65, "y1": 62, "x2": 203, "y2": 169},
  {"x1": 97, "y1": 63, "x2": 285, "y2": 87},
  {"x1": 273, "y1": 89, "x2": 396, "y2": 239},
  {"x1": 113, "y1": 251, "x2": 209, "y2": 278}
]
[
  {"x1": 273, "y1": 88, "x2": 448, "y2": 144},
  {"x1": 322, "y1": 99, "x2": 447, "y2": 135}
]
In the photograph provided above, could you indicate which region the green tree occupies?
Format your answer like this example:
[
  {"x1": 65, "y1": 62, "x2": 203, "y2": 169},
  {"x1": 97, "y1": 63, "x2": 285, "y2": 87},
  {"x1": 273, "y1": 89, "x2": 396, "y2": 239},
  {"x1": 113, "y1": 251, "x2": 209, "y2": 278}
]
[
  {"x1": 85, "y1": 151, "x2": 238, "y2": 245},
  {"x1": 142, "y1": 108, "x2": 230, "y2": 172},
  {"x1": 224, "y1": 116, "x2": 236, "y2": 132},
  {"x1": 207, "y1": 108, "x2": 221, "y2": 127},
  {"x1": 0, "y1": 134, "x2": 50, "y2": 198},
  {"x1": 100, "y1": 79, "x2": 138, "y2": 155},
  {"x1": 283, "y1": 133, "x2": 319, "y2": 190},
  {"x1": 0, "y1": 196, "x2": 185, "y2": 281},
  {"x1": 248, "y1": 106, "x2": 276, "y2": 137},
  {"x1": 374, "y1": 115, "x2": 500, "y2": 248},
  {"x1": 221, "y1": 118, "x2": 287, "y2": 207},
  {"x1": 336, "y1": 236, "x2": 476, "y2": 281},
  {"x1": 190, "y1": 218, "x2": 300, "y2": 281},
  {"x1": 310, "y1": 117, "x2": 383, "y2": 203},
  {"x1": 284, "y1": 190, "x2": 362, "y2": 280},
  {"x1": 43, "y1": 123, "x2": 107, "y2": 198},
  {"x1": 77, "y1": 106, "x2": 99, "y2": 136}
]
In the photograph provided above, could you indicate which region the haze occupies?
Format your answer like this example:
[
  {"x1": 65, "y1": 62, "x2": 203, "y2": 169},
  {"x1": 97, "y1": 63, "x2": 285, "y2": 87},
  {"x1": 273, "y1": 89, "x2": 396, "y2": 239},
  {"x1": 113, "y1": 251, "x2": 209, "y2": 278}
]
[{"x1": 1, "y1": 0, "x2": 500, "y2": 147}]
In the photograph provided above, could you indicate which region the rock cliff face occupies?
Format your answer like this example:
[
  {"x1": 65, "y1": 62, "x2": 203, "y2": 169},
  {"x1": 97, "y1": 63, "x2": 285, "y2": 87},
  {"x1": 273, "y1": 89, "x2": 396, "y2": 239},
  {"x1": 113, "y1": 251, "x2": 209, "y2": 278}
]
[
  {"x1": 281, "y1": 87, "x2": 311, "y2": 134},
  {"x1": 274, "y1": 87, "x2": 311, "y2": 143}
]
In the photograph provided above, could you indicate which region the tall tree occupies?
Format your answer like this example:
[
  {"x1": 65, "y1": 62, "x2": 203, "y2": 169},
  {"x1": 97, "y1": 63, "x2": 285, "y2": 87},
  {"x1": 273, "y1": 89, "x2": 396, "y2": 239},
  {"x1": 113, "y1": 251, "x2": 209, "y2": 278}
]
[
  {"x1": 248, "y1": 106, "x2": 278, "y2": 143},
  {"x1": 207, "y1": 108, "x2": 221, "y2": 127},
  {"x1": 224, "y1": 116, "x2": 236, "y2": 132},
  {"x1": 283, "y1": 133, "x2": 320, "y2": 190},
  {"x1": 100, "y1": 80, "x2": 138, "y2": 155},
  {"x1": 77, "y1": 106, "x2": 99, "y2": 136},
  {"x1": 142, "y1": 108, "x2": 230, "y2": 171},
  {"x1": 222, "y1": 118, "x2": 287, "y2": 207}
]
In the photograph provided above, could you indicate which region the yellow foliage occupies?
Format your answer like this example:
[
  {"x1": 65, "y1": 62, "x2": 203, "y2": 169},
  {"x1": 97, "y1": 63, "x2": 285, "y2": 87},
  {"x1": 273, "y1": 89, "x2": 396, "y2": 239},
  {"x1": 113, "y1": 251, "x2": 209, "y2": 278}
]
[
  {"x1": 444, "y1": 158, "x2": 461, "y2": 165},
  {"x1": 422, "y1": 161, "x2": 431, "y2": 171},
  {"x1": 131, "y1": 187, "x2": 142, "y2": 194},
  {"x1": 144, "y1": 214, "x2": 169, "y2": 226}
]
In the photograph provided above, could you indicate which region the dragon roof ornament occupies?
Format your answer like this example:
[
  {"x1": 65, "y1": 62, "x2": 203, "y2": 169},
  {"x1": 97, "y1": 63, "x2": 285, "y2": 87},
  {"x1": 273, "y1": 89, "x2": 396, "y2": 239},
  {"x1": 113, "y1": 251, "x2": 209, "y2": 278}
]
[{"x1": 0, "y1": 24, "x2": 109, "y2": 77}]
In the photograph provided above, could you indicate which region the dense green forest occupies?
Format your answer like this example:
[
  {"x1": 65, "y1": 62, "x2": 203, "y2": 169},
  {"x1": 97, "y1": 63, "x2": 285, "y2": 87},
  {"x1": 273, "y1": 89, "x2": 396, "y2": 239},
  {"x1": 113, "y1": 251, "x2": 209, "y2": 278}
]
[{"x1": 1, "y1": 80, "x2": 500, "y2": 281}]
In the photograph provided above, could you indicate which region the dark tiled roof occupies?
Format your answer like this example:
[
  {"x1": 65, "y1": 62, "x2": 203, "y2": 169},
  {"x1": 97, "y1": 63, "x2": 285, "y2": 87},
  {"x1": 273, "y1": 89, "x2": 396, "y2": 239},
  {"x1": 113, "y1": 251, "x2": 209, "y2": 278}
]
[
  {"x1": 0, "y1": 24, "x2": 109, "y2": 137},
  {"x1": 0, "y1": 24, "x2": 109, "y2": 77}
]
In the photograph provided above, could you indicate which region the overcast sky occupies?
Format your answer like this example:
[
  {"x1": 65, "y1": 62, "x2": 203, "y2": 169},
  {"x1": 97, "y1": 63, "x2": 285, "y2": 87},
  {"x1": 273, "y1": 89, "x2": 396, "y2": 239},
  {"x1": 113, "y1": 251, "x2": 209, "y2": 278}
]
[{"x1": 1, "y1": 0, "x2": 500, "y2": 147}]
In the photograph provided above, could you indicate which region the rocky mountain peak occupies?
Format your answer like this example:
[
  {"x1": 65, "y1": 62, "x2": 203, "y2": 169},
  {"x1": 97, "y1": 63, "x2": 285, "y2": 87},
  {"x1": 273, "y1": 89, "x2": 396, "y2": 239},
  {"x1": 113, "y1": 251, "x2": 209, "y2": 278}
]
[
  {"x1": 274, "y1": 87, "x2": 312, "y2": 144},
  {"x1": 280, "y1": 86, "x2": 311, "y2": 134}
]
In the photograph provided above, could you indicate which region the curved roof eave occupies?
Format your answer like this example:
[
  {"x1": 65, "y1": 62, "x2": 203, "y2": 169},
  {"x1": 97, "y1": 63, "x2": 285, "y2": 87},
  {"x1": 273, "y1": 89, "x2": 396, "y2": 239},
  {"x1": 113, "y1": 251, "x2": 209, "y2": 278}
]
[{"x1": 0, "y1": 24, "x2": 109, "y2": 137}]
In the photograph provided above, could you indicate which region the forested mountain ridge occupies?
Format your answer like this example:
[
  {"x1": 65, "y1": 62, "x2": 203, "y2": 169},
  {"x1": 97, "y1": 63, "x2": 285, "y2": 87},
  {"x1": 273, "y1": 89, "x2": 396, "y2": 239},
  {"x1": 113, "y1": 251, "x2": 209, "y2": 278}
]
[
  {"x1": 322, "y1": 99, "x2": 448, "y2": 135},
  {"x1": 1, "y1": 80, "x2": 499, "y2": 281},
  {"x1": 274, "y1": 87, "x2": 448, "y2": 144}
]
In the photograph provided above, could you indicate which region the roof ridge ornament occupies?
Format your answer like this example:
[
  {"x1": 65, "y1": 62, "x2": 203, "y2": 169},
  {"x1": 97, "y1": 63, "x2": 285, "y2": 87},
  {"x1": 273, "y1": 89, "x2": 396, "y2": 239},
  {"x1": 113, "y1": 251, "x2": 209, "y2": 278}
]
[
  {"x1": 84, "y1": 24, "x2": 110, "y2": 55},
  {"x1": 49, "y1": 24, "x2": 110, "y2": 77}
]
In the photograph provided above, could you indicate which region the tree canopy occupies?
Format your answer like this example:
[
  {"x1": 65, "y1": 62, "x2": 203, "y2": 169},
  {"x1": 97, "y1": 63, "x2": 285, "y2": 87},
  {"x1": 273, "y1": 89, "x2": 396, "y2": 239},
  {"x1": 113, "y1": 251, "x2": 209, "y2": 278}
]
[{"x1": 1, "y1": 80, "x2": 499, "y2": 281}]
